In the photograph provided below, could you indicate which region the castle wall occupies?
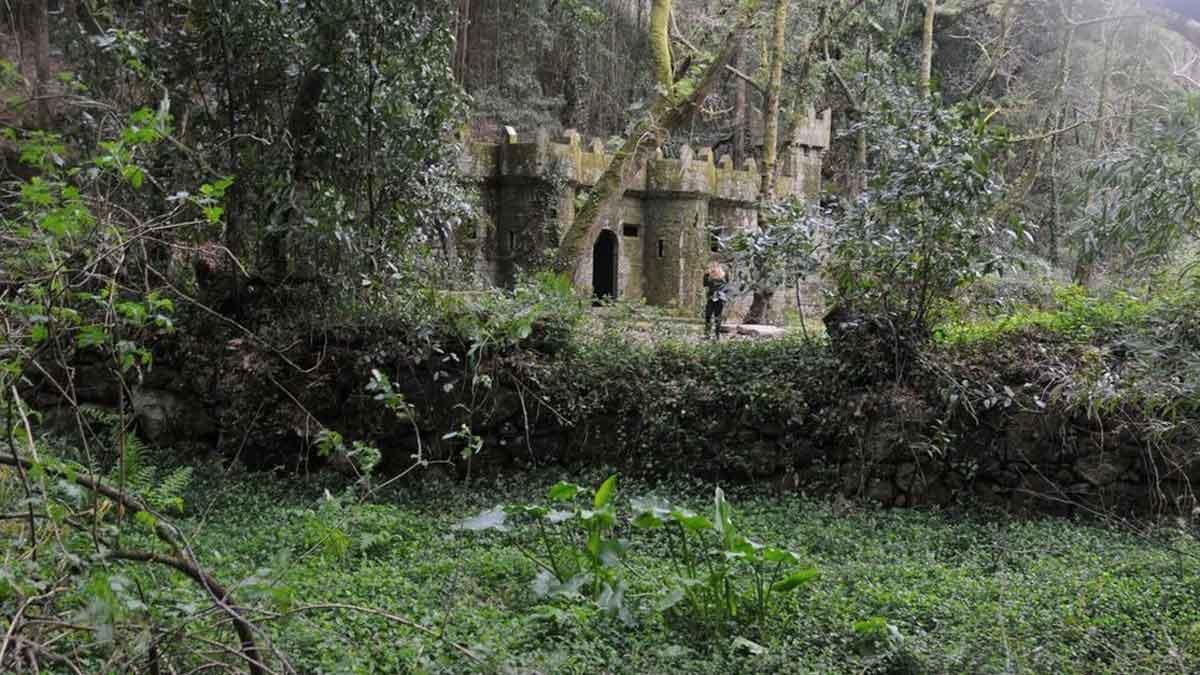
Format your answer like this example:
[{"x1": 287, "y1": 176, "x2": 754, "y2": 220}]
[{"x1": 458, "y1": 109, "x2": 832, "y2": 319}]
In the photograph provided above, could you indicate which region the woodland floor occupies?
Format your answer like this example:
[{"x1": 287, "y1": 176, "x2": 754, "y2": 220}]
[{"x1": 170, "y1": 464, "x2": 1200, "y2": 674}]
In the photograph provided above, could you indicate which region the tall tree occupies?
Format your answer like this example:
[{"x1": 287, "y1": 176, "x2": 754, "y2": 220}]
[
  {"x1": 743, "y1": 0, "x2": 791, "y2": 324},
  {"x1": 760, "y1": 0, "x2": 791, "y2": 198}
]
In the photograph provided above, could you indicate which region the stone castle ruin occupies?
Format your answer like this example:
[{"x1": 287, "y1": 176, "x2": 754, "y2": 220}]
[{"x1": 459, "y1": 109, "x2": 831, "y2": 318}]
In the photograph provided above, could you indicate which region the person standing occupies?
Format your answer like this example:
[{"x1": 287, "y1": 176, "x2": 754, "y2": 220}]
[{"x1": 703, "y1": 261, "x2": 729, "y2": 339}]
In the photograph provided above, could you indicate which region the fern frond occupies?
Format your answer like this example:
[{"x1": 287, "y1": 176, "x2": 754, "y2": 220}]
[{"x1": 149, "y1": 466, "x2": 193, "y2": 513}]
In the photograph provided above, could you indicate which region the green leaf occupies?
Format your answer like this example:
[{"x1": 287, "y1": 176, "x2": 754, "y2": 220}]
[
  {"x1": 763, "y1": 547, "x2": 799, "y2": 564},
  {"x1": 730, "y1": 636, "x2": 766, "y2": 655},
  {"x1": 453, "y1": 507, "x2": 508, "y2": 532},
  {"x1": 579, "y1": 508, "x2": 615, "y2": 530},
  {"x1": 547, "y1": 481, "x2": 582, "y2": 502},
  {"x1": 853, "y1": 616, "x2": 889, "y2": 636},
  {"x1": 632, "y1": 511, "x2": 664, "y2": 529},
  {"x1": 593, "y1": 474, "x2": 618, "y2": 510},
  {"x1": 772, "y1": 567, "x2": 819, "y2": 593},
  {"x1": 714, "y1": 487, "x2": 737, "y2": 548},
  {"x1": 545, "y1": 509, "x2": 574, "y2": 524},
  {"x1": 670, "y1": 509, "x2": 713, "y2": 532},
  {"x1": 596, "y1": 538, "x2": 629, "y2": 567},
  {"x1": 270, "y1": 585, "x2": 296, "y2": 612},
  {"x1": 597, "y1": 581, "x2": 633, "y2": 625},
  {"x1": 134, "y1": 510, "x2": 158, "y2": 531},
  {"x1": 534, "y1": 570, "x2": 590, "y2": 598},
  {"x1": 655, "y1": 587, "x2": 685, "y2": 612}
]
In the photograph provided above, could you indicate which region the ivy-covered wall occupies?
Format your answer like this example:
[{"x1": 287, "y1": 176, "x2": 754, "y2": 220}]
[{"x1": 129, "y1": 311, "x2": 1200, "y2": 519}]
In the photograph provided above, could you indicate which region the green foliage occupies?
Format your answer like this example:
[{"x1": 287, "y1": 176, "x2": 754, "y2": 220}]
[
  {"x1": 724, "y1": 198, "x2": 821, "y2": 307},
  {"x1": 630, "y1": 487, "x2": 818, "y2": 630},
  {"x1": 46, "y1": 468, "x2": 1196, "y2": 673},
  {"x1": 827, "y1": 86, "x2": 1018, "y2": 348},
  {"x1": 935, "y1": 283, "x2": 1162, "y2": 344},
  {"x1": 1071, "y1": 94, "x2": 1200, "y2": 275},
  {"x1": 457, "y1": 475, "x2": 633, "y2": 622},
  {"x1": 456, "y1": 476, "x2": 819, "y2": 632}
]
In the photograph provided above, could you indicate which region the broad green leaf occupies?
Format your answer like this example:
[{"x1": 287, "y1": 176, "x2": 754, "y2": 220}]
[
  {"x1": 545, "y1": 509, "x2": 574, "y2": 524},
  {"x1": 453, "y1": 507, "x2": 508, "y2": 532},
  {"x1": 134, "y1": 510, "x2": 158, "y2": 531},
  {"x1": 630, "y1": 495, "x2": 672, "y2": 517},
  {"x1": 772, "y1": 567, "x2": 819, "y2": 592},
  {"x1": 730, "y1": 636, "x2": 766, "y2": 655},
  {"x1": 670, "y1": 509, "x2": 713, "y2": 532},
  {"x1": 547, "y1": 481, "x2": 582, "y2": 502},
  {"x1": 632, "y1": 511, "x2": 664, "y2": 529},
  {"x1": 579, "y1": 509, "x2": 615, "y2": 529},
  {"x1": 596, "y1": 538, "x2": 629, "y2": 567},
  {"x1": 655, "y1": 587, "x2": 685, "y2": 612},
  {"x1": 593, "y1": 474, "x2": 618, "y2": 509},
  {"x1": 597, "y1": 581, "x2": 632, "y2": 625},
  {"x1": 534, "y1": 570, "x2": 590, "y2": 598},
  {"x1": 763, "y1": 547, "x2": 799, "y2": 564}
]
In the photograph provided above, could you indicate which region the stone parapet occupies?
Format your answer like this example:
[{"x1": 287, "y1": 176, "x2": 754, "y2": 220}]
[{"x1": 461, "y1": 109, "x2": 830, "y2": 205}]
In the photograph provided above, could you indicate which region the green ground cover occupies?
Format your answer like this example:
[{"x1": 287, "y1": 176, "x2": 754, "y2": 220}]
[{"x1": 171, "y1": 468, "x2": 1200, "y2": 674}]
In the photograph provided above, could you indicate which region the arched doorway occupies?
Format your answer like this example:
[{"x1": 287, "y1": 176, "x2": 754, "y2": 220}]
[{"x1": 592, "y1": 230, "x2": 618, "y2": 301}]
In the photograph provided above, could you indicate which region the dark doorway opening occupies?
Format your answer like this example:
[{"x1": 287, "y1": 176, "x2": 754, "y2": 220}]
[{"x1": 592, "y1": 230, "x2": 618, "y2": 301}]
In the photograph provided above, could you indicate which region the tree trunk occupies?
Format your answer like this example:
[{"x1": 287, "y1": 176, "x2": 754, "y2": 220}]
[
  {"x1": 650, "y1": 0, "x2": 672, "y2": 90},
  {"x1": 744, "y1": 0, "x2": 791, "y2": 326},
  {"x1": 1092, "y1": 17, "x2": 1121, "y2": 155},
  {"x1": 919, "y1": 0, "x2": 936, "y2": 99},
  {"x1": 744, "y1": 290, "x2": 775, "y2": 325},
  {"x1": 732, "y1": 36, "x2": 747, "y2": 168},
  {"x1": 263, "y1": 18, "x2": 349, "y2": 279},
  {"x1": 555, "y1": 0, "x2": 763, "y2": 281},
  {"x1": 760, "y1": 0, "x2": 790, "y2": 198},
  {"x1": 1048, "y1": 105, "x2": 1064, "y2": 265},
  {"x1": 24, "y1": 0, "x2": 51, "y2": 127}
]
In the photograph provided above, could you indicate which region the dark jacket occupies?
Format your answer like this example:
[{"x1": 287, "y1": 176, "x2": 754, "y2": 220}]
[{"x1": 703, "y1": 273, "x2": 729, "y2": 304}]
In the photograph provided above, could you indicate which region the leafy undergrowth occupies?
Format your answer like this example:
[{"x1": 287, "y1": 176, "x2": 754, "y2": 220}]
[
  {"x1": 172, "y1": 467, "x2": 1200, "y2": 674},
  {"x1": 935, "y1": 280, "x2": 1200, "y2": 348}
]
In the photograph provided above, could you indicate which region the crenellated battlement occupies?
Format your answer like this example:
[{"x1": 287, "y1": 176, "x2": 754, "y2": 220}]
[{"x1": 459, "y1": 107, "x2": 830, "y2": 205}]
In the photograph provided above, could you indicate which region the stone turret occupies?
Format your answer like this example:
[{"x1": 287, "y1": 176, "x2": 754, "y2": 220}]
[{"x1": 459, "y1": 113, "x2": 831, "y2": 311}]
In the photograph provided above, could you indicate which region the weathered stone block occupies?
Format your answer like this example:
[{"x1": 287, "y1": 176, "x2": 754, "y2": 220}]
[{"x1": 1074, "y1": 453, "x2": 1132, "y2": 487}]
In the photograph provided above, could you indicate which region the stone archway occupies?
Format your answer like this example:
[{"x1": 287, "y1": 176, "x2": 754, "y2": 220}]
[{"x1": 592, "y1": 229, "x2": 618, "y2": 300}]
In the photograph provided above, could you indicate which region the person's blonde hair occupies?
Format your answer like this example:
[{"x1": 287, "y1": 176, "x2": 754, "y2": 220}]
[{"x1": 707, "y1": 261, "x2": 726, "y2": 280}]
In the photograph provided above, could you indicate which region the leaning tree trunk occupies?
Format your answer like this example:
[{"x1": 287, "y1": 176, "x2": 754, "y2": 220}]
[
  {"x1": 759, "y1": 0, "x2": 789, "y2": 199},
  {"x1": 555, "y1": 0, "x2": 763, "y2": 281},
  {"x1": 919, "y1": 0, "x2": 936, "y2": 99},
  {"x1": 649, "y1": 0, "x2": 672, "y2": 90},
  {"x1": 743, "y1": 0, "x2": 790, "y2": 326}
]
